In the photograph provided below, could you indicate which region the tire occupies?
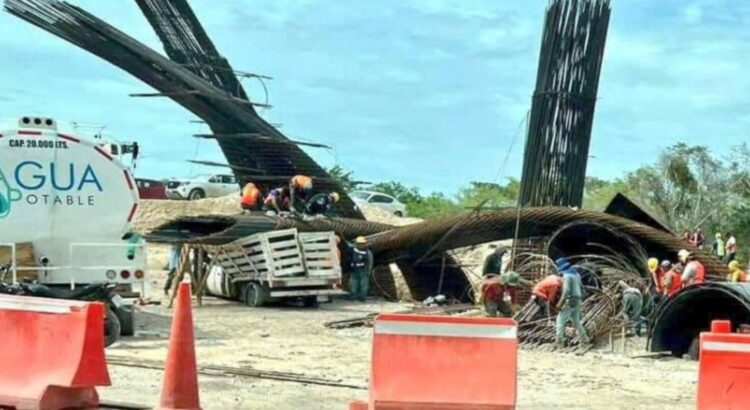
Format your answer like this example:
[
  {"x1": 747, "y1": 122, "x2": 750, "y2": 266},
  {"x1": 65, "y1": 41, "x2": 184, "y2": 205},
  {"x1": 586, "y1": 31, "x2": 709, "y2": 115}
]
[
  {"x1": 303, "y1": 296, "x2": 319, "y2": 308},
  {"x1": 394, "y1": 211, "x2": 403, "y2": 217},
  {"x1": 243, "y1": 282, "x2": 267, "y2": 308},
  {"x1": 188, "y1": 189, "x2": 206, "y2": 200},
  {"x1": 687, "y1": 336, "x2": 700, "y2": 361},
  {"x1": 116, "y1": 306, "x2": 135, "y2": 337},
  {"x1": 104, "y1": 308, "x2": 121, "y2": 348}
]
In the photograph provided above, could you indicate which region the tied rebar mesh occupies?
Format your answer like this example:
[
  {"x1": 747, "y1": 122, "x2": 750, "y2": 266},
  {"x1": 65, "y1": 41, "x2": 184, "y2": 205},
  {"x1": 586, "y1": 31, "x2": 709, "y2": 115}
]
[{"x1": 519, "y1": 0, "x2": 611, "y2": 207}]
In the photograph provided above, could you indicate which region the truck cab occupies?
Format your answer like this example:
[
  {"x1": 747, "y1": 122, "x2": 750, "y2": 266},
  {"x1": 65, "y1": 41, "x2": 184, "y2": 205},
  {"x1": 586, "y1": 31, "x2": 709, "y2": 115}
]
[{"x1": 0, "y1": 116, "x2": 147, "y2": 298}]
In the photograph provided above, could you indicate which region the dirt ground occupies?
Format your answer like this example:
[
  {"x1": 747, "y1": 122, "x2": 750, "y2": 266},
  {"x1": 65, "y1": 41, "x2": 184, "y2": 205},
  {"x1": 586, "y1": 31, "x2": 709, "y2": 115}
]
[
  {"x1": 101, "y1": 276, "x2": 698, "y2": 409},
  {"x1": 113, "y1": 201, "x2": 698, "y2": 409}
]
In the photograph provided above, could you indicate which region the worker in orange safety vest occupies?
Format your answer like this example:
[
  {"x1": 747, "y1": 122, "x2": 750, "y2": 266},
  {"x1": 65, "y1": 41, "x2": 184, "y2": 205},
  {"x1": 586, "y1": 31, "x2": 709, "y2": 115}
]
[
  {"x1": 240, "y1": 181, "x2": 262, "y2": 213},
  {"x1": 678, "y1": 249, "x2": 705, "y2": 287},
  {"x1": 662, "y1": 264, "x2": 683, "y2": 298}
]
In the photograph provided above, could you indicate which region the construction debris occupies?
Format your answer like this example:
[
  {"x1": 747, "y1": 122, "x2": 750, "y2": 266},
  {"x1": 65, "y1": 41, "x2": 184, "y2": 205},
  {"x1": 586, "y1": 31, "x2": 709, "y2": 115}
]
[
  {"x1": 324, "y1": 303, "x2": 478, "y2": 329},
  {"x1": 107, "y1": 356, "x2": 367, "y2": 390}
]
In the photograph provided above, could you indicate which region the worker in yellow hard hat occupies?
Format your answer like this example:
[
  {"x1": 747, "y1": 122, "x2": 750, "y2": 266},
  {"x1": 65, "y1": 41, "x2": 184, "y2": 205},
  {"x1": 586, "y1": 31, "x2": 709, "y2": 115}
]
[
  {"x1": 346, "y1": 236, "x2": 373, "y2": 302},
  {"x1": 727, "y1": 261, "x2": 747, "y2": 283},
  {"x1": 305, "y1": 191, "x2": 340, "y2": 216}
]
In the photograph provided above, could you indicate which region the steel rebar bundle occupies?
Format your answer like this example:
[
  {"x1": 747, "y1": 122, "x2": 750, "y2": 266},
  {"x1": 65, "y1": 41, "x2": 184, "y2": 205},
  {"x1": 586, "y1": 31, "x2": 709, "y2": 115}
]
[
  {"x1": 518, "y1": 0, "x2": 611, "y2": 207},
  {"x1": 4, "y1": 0, "x2": 361, "y2": 219}
]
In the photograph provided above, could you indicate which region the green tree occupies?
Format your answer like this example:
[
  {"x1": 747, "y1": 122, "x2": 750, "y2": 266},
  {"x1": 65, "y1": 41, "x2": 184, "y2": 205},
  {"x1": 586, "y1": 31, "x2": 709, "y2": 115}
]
[
  {"x1": 368, "y1": 181, "x2": 422, "y2": 205},
  {"x1": 326, "y1": 165, "x2": 361, "y2": 191},
  {"x1": 456, "y1": 179, "x2": 519, "y2": 209}
]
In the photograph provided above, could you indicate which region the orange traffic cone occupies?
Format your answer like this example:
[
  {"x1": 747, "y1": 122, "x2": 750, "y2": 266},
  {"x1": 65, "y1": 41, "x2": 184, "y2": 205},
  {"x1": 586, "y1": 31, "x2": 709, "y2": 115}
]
[{"x1": 156, "y1": 282, "x2": 201, "y2": 410}]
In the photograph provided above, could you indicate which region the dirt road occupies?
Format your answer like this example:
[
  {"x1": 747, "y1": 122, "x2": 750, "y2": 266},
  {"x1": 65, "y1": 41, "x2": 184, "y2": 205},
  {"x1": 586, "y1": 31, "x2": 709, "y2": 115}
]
[{"x1": 101, "y1": 294, "x2": 697, "y2": 410}]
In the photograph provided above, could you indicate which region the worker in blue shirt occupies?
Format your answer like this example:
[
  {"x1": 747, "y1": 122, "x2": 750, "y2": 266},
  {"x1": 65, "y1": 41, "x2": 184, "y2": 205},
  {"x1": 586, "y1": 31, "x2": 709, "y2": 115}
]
[{"x1": 554, "y1": 257, "x2": 591, "y2": 347}]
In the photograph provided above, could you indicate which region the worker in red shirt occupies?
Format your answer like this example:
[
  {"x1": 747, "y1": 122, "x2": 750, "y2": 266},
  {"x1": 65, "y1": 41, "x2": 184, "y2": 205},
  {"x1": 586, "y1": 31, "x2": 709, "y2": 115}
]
[
  {"x1": 647, "y1": 258, "x2": 668, "y2": 294},
  {"x1": 240, "y1": 181, "x2": 262, "y2": 213},
  {"x1": 662, "y1": 264, "x2": 683, "y2": 298},
  {"x1": 480, "y1": 271, "x2": 522, "y2": 317},
  {"x1": 678, "y1": 249, "x2": 706, "y2": 286},
  {"x1": 531, "y1": 274, "x2": 563, "y2": 320}
]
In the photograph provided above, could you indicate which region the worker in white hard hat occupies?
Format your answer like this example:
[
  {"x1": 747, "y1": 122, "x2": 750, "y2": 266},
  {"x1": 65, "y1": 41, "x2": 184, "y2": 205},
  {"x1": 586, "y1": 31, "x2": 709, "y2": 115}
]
[
  {"x1": 678, "y1": 249, "x2": 706, "y2": 287},
  {"x1": 305, "y1": 191, "x2": 340, "y2": 216},
  {"x1": 347, "y1": 236, "x2": 373, "y2": 302}
]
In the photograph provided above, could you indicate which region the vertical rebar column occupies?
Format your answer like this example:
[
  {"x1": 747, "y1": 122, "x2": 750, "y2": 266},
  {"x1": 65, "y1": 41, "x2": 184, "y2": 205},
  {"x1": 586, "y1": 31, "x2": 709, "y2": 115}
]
[{"x1": 519, "y1": 0, "x2": 611, "y2": 208}]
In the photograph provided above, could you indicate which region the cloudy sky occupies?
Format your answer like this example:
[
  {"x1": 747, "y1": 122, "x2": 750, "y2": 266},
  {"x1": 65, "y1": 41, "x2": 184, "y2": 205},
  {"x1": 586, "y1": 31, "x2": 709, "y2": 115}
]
[{"x1": 1, "y1": 0, "x2": 748, "y2": 194}]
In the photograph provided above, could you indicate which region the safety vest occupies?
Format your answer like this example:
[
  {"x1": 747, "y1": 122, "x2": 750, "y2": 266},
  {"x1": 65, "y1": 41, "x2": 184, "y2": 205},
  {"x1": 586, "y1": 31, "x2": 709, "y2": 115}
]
[
  {"x1": 350, "y1": 248, "x2": 370, "y2": 272},
  {"x1": 693, "y1": 261, "x2": 706, "y2": 285},
  {"x1": 664, "y1": 271, "x2": 682, "y2": 297},
  {"x1": 241, "y1": 183, "x2": 260, "y2": 206}
]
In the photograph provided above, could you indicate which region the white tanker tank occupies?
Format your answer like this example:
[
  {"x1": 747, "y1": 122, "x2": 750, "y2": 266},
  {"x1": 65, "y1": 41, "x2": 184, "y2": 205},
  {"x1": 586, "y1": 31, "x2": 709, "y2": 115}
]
[{"x1": 0, "y1": 116, "x2": 146, "y2": 298}]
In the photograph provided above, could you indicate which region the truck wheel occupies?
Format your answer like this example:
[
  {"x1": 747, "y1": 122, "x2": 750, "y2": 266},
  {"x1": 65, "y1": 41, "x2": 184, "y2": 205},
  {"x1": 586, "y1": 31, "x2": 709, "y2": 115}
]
[
  {"x1": 188, "y1": 189, "x2": 205, "y2": 200},
  {"x1": 303, "y1": 296, "x2": 319, "y2": 308},
  {"x1": 104, "y1": 308, "x2": 121, "y2": 347},
  {"x1": 243, "y1": 282, "x2": 267, "y2": 308},
  {"x1": 116, "y1": 306, "x2": 135, "y2": 336}
]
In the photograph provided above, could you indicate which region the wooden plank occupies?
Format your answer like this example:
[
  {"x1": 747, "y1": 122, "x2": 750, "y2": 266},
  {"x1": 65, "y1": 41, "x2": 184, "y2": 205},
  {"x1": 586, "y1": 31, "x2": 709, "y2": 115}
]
[{"x1": 0, "y1": 242, "x2": 38, "y2": 280}]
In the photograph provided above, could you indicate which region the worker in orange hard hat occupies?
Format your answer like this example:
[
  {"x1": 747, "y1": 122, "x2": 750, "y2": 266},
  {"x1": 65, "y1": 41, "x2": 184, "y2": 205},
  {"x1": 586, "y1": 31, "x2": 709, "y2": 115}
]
[
  {"x1": 240, "y1": 181, "x2": 262, "y2": 213},
  {"x1": 289, "y1": 174, "x2": 313, "y2": 212}
]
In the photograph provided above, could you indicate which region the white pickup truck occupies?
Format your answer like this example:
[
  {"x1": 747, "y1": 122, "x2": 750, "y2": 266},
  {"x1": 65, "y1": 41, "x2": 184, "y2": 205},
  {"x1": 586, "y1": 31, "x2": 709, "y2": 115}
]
[
  {"x1": 0, "y1": 116, "x2": 147, "y2": 333},
  {"x1": 166, "y1": 174, "x2": 239, "y2": 200}
]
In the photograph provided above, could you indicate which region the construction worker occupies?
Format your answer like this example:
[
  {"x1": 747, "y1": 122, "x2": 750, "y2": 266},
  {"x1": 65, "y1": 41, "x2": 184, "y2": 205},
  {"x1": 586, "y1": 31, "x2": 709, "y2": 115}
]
[
  {"x1": 289, "y1": 174, "x2": 313, "y2": 212},
  {"x1": 712, "y1": 233, "x2": 726, "y2": 260},
  {"x1": 679, "y1": 249, "x2": 706, "y2": 287},
  {"x1": 554, "y1": 257, "x2": 591, "y2": 347},
  {"x1": 482, "y1": 246, "x2": 508, "y2": 276},
  {"x1": 617, "y1": 281, "x2": 644, "y2": 336},
  {"x1": 480, "y1": 271, "x2": 525, "y2": 318},
  {"x1": 263, "y1": 186, "x2": 290, "y2": 215},
  {"x1": 531, "y1": 273, "x2": 563, "y2": 320},
  {"x1": 727, "y1": 260, "x2": 747, "y2": 282},
  {"x1": 647, "y1": 258, "x2": 662, "y2": 294},
  {"x1": 240, "y1": 181, "x2": 262, "y2": 213},
  {"x1": 163, "y1": 244, "x2": 181, "y2": 296},
  {"x1": 348, "y1": 236, "x2": 373, "y2": 301},
  {"x1": 662, "y1": 264, "x2": 683, "y2": 298},
  {"x1": 725, "y1": 232, "x2": 737, "y2": 263},
  {"x1": 306, "y1": 192, "x2": 340, "y2": 216}
]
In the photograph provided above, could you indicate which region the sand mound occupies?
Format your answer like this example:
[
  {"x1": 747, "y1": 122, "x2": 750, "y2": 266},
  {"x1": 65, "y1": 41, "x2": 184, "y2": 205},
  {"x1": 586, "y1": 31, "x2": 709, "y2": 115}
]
[
  {"x1": 134, "y1": 196, "x2": 421, "y2": 234},
  {"x1": 134, "y1": 195, "x2": 241, "y2": 233}
]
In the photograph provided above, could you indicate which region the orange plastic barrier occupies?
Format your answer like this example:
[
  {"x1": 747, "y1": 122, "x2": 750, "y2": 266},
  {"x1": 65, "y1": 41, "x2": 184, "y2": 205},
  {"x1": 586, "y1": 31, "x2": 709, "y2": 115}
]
[
  {"x1": 348, "y1": 400, "x2": 368, "y2": 410},
  {"x1": 365, "y1": 313, "x2": 517, "y2": 410},
  {"x1": 0, "y1": 294, "x2": 110, "y2": 410},
  {"x1": 697, "y1": 319, "x2": 750, "y2": 410}
]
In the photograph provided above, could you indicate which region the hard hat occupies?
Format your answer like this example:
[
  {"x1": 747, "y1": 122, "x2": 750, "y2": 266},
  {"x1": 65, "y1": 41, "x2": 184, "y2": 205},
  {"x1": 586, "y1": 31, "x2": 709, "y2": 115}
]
[
  {"x1": 331, "y1": 192, "x2": 340, "y2": 202},
  {"x1": 355, "y1": 236, "x2": 368, "y2": 245},
  {"x1": 716, "y1": 233, "x2": 722, "y2": 239},
  {"x1": 660, "y1": 260, "x2": 672, "y2": 268},
  {"x1": 647, "y1": 258, "x2": 659, "y2": 273},
  {"x1": 729, "y1": 260, "x2": 740, "y2": 272},
  {"x1": 302, "y1": 181, "x2": 313, "y2": 191},
  {"x1": 678, "y1": 249, "x2": 690, "y2": 262}
]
